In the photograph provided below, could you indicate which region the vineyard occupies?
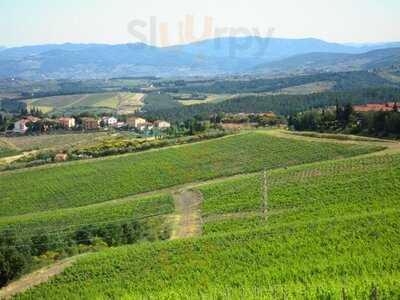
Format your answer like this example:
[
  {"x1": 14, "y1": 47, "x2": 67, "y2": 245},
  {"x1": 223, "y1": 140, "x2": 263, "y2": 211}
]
[
  {"x1": 14, "y1": 151, "x2": 400, "y2": 299},
  {"x1": 200, "y1": 152, "x2": 400, "y2": 234},
  {"x1": 0, "y1": 131, "x2": 381, "y2": 217},
  {"x1": 1, "y1": 130, "x2": 399, "y2": 299},
  {"x1": 0, "y1": 193, "x2": 174, "y2": 240}
]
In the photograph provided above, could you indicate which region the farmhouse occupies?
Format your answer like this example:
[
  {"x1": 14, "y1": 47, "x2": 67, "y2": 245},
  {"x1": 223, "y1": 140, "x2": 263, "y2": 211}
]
[
  {"x1": 226, "y1": 112, "x2": 277, "y2": 118},
  {"x1": 115, "y1": 121, "x2": 126, "y2": 128},
  {"x1": 81, "y1": 117, "x2": 99, "y2": 130},
  {"x1": 137, "y1": 122, "x2": 154, "y2": 132},
  {"x1": 102, "y1": 116, "x2": 118, "y2": 127},
  {"x1": 154, "y1": 120, "x2": 171, "y2": 129},
  {"x1": 259, "y1": 112, "x2": 277, "y2": 118},
  {"x1": 58, "y1": 117, "x2": 76, "y2": 128},
  {"x1": 127, "y1": 116, "x2": 147, "y2": 128},
  {"x1": 13, "y1": 119, "x2": 30, "y2": 134},
  {"x1": 13, "y1": 116, "x2": 40, "y2": 134},
  {"x1": 55, "y1": 153, "x2": 68, "y2": 162}
]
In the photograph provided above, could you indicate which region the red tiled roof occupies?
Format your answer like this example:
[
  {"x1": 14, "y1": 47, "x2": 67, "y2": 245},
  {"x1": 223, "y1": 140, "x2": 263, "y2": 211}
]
[{"x1": 353, "y1": 103, "x2": 397, "y2": 112}]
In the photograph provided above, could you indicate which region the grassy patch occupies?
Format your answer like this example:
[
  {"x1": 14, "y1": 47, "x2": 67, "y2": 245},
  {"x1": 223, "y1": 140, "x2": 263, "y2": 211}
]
[
  {"x1": 178, "y1": 94, "x2": 235, "y2": 106},
  {"x1": 0, "y1": 132, "x2": 109, "y2": 152},
  {"x1": 0, "y1": 140, "x2": 21, "y2": 158}
]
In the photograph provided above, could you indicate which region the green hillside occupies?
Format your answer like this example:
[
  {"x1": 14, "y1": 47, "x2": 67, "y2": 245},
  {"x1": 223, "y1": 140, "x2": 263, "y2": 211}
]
[
  {"x1": 0, "y1": 193, "x2": 174, "y2": 240},
  {"x1": 0, "y1": 132, "x2": 382, "y2": 217},
  {"x1": 15, "y1": 151, "x2": 400, "y2": 299},
  {"x1": 1, "y1": 130, "x2": 398, "y2": 299}
]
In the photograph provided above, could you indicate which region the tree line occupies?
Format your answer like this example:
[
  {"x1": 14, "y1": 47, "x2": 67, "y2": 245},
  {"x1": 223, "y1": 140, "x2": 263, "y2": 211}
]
[
  {"x1": 289, "y1": 103, "x2": 400, "y2": 138},
  {"x1": 142, "y1": 87, "x2": 400, "y2": 122},
  {"x1": 162, "y1": 71, "x2": 395, "y2": 94}
]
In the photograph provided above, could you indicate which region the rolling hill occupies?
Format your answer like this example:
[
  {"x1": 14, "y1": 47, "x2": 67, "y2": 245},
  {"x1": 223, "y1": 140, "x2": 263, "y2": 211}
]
[
  {"x1": 1, "y1": 131, "x2": 398, "y2": 299},
  {"x1": 0, "y1": 132, "x2": 379, "y2": 217}
]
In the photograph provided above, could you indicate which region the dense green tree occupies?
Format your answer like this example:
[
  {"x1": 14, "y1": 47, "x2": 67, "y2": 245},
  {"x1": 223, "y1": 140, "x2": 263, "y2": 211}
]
[
  {"x1": 31, "y1": 232, "x2": 51, "y2": 256},
  {"x1": 142, "y1": 88, "x2": 400, "y2": 122},
  {"x1": 74, "y1": 226, "x2": 97, "y2": 246},
  {"x1": 0, "y1": 230, "x2": 32, "y2": 287}
]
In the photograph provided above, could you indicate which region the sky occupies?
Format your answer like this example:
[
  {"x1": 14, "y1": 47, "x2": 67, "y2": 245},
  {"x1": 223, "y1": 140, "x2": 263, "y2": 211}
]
[{"x1": 1, "y1": 0, "x2": 400, "y2": 47}]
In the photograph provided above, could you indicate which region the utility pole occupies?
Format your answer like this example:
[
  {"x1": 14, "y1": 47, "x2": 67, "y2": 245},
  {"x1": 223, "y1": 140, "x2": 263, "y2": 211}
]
[{"x1": 262, "y1": 168, "x2": 268, "y2": 220}]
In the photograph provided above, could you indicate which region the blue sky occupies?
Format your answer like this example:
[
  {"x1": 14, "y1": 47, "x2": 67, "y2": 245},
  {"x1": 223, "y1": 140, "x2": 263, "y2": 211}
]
[{"x1": 1, "y1": 0, "x2": 399, "y2": 47}]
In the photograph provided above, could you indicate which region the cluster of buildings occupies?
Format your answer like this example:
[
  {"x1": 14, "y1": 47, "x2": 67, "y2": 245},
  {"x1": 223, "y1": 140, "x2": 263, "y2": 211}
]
[
  {"x1": 13, "y1": 115, "x2": 171, "y2": 134},
  {"x1": 225, "y1": 112, "x2": 277, "y2": 118},
  {"x1": 126, "y1": 117, "x2": 171, "y2": 132},
  {"x1": 353, "y1": 102, "x2": 399, "y2": 113}
]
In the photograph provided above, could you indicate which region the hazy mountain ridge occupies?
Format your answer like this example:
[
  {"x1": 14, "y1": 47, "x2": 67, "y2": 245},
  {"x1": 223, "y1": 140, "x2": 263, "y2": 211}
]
[
  {"x1": 253, "y1": 47, "x2": 400, "y2": 75},
  {"x1": 1, "y1": 37, "x2": 400, "y2": 79},
  {"x1": 170, "y1": 37, "x2": 379, "y2": 60}
]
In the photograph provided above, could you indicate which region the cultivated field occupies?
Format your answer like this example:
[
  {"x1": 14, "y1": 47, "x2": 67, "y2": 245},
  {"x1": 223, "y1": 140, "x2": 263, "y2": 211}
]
[
  {"x1": 0, "y1": 131, "x2": 382, "y2": 217},
  {"x1": 24, "y1": 92, "x2": 145, "y2": 115},
  {"x1": 14, "y1": 149, "x2": 400, "y2": 299},
  {"x1": 0, "y1": 132, "x2": 109, "y2": 152},
  {"x1": 0, "y1": 140, "x2": 21, "y2": 158},
  {"x1": 177, "y1": 94, "x2": 235, "y2": 106},
  {"x1": 275, "y1": 80, "x2": 336, "y2": 95},
  {"x1": 0, "y1": 193, "x2": 174, "y2": 241},
  {"x1": 1, "y1": 130, "x2": 399, "y2": 299}
]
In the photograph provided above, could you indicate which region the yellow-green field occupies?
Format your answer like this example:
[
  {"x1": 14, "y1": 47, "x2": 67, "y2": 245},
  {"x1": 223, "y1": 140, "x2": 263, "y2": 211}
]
[
  {"x1": 0, "y1": 132, "x2": 109, "y2": 152},
  {"x1": 276, "y1": 81, "x2": 336, "y2": 95},
  {"x1": 0, "y1": 139, "x2": 21, "y2": 159},
  {"x1": 24, "y1": 92, "x2": 145, "y2": 114},
  {"x1": 177, "y1": 94, "x2": 235, "y2": 106}
]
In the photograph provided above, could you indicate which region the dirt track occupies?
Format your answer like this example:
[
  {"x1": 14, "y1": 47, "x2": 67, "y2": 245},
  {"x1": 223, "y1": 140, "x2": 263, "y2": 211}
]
[
  {"x1": 170, "y1": 190, "x2": 203, "y2": 239},
  {"x1": 0, "y1": 189, "x2": 204, "y2": 298},
  {"x1": 0, "y1": 255, "x2": 85, "y2": 299}
]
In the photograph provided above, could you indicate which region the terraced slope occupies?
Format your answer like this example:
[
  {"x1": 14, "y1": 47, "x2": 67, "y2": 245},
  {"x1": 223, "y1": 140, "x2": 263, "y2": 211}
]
[
  {"x1": 0, "y1": 132, "x2": 382, "y2": 217},
  {"x1": 15, "y1": 151, "x2": 400, "y2": 299}
]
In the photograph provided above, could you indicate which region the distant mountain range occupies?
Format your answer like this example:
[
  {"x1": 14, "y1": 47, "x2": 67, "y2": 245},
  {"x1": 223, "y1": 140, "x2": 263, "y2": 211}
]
[
  {"x1": 1, "y1": 37, "x2": 400, "y2": 79},
  {"x1": 253, "y1": 47, "x2": 400, "y2": 75}
]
